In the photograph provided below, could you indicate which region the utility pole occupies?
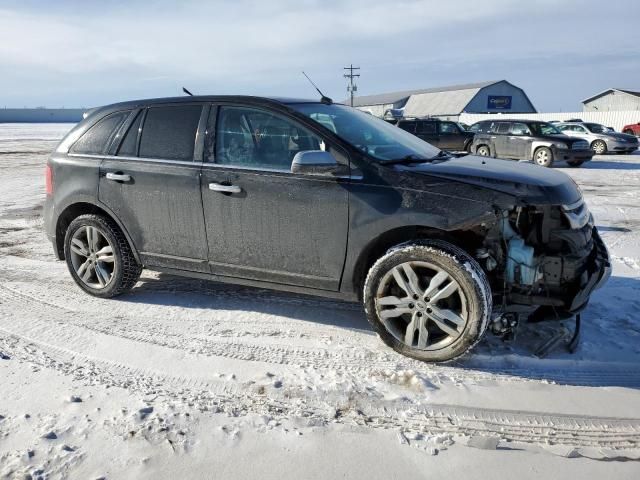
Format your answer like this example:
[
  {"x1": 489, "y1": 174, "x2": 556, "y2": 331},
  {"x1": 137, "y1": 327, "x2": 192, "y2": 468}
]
[{"x1": 343, "y1": 64, "x2": 360, "y2": 107}]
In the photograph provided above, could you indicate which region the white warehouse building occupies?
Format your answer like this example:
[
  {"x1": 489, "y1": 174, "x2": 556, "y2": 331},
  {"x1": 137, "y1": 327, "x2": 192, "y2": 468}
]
[
  {"x1": 349, "y1": 80, "x2": 537, "y2": 120},
  {"x1": 582, "y1": 88, "x2": 640, "y2": 112}
]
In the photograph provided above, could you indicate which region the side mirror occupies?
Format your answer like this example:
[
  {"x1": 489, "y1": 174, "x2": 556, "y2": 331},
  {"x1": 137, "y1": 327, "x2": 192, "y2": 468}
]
[{"x1": 291, "y1": 150, "x2": 340, "y2": 176}]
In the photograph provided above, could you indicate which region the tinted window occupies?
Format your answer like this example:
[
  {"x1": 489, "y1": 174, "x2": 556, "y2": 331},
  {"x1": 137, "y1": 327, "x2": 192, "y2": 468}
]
[
  {"x1": 438, "y1": 122, "x2": 458, "y2": 134},
  {"x1": 216, "y1": 106, "x2": 322, "y2": 170},
  {"x1": 496, "y1": 123, "x2": 510, "y2": 134},
  {"x1": 468, "y1": 122, "x2": 483, "y2": 132},
  {"x1": 529, "y1": 122, "x2": 562, "y2": 136},
  {"x1": 417, "y1": 121, "x2": 437, "y2": 134},
  {"x1": 139, "y1": 105, "x2": 202, "y2": 161},
  {"x1": 117, "y1": 111, "x2": 143, "y2": 156},
  {"x1": 70, "y1": 111, "x2": 129, "y2": 155},
  {"x1": 398, "y1": 121, "x2": 416, "y2": 134}
]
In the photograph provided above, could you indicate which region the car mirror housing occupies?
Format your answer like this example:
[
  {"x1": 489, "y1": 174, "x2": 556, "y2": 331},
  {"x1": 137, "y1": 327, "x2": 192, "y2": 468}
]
[{"x1": 291, "y1": 150, "x2": 340, "y2": 176}]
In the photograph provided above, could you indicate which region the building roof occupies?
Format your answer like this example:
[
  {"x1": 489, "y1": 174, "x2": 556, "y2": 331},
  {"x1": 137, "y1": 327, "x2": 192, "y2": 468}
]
[
  {"x1": 582, "y1": 88, "x2": 640, "y2": 104},
  {"x1": 349, "y1": 81, "x2": 500, "y2": 108}
]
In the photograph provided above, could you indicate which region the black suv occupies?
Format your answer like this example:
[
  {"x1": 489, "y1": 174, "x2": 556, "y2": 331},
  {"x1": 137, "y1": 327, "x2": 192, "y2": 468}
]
[
  {"x1": 470, "y1": 119, "x2": 593, "y2": 167},
  {"x1": 394, "y1": 118, "x2": 474, "y2": 152},
  {"x1": 44, "y1": 97, "x2": 610, "y2": 362}
]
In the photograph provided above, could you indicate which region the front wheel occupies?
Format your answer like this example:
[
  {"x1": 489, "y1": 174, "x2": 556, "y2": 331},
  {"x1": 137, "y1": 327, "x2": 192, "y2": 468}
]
[
  {"x1": 592, "y1": 140, "x2": 607, "y2": 155},
  {"x1": 533, "y1": 147, "x2": 553, "y2": 167},
  {"x1": 64, "y1": 214, "x2": 142, "y2": 298},
  {"x1": 363, "y1": 240, "x2": 492, "y2": 362}
]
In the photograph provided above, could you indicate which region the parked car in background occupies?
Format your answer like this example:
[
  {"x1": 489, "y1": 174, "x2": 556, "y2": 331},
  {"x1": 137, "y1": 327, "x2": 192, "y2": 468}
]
[
  {"x1": 44, "y1": 96, "x2": 610, "y2": 362},
  {"x1": 470, "y1": 119, "x2": 593, "y2": 167},
  {"x1": 395, "y1": 118, "x2": 475, "y2": 152},
  {"x1": 556, "y1": 122, "x2": 639, "y2": 155},
  {"x1": 623, "y1": 122, "x2": 640, "y2": 137}
]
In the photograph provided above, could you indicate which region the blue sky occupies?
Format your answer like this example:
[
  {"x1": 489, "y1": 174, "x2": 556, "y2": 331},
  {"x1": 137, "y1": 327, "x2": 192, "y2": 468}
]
[{"x1": 1, "y1": 0, "x2": 638, "y2": 111}]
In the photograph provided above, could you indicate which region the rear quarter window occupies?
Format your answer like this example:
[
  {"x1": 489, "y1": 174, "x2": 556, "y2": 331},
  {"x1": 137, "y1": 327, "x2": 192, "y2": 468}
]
[
  {"x1": 139, "y1": 105, "x2": 202, "y2": 161},
  {"x1": 70, "y1": 111, "x2": 130, "y2": 155}
]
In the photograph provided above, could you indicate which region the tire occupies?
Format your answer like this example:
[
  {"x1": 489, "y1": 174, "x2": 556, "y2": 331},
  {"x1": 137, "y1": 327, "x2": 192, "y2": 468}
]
[
  {"x1": 64, "y1": 214, "x2": 142, "y2": 298},
  {"x1": 476, "y1": 145, "x2": 490, "y2": 157},
  {"x1": 591, "y1": 140, "x2": 607, "y2": 155},
  {"x1": 567, "y1": 160, "x2": 584, "y2": 167},
  {"x1": 363, "y1": 239, "x2": 492, "y2": 362},
  {"x1": 533, "y1": 147, "x2": 553, "y2": 167}
]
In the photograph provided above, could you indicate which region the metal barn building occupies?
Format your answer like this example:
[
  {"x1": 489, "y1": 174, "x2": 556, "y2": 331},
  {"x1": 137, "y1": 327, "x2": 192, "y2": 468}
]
[
  {"x1": 582, "y1": 89, "x2": 640, "y2": 112},
  {"x1": 349, "y1": 80, "x2": 536, "y2": 119}
]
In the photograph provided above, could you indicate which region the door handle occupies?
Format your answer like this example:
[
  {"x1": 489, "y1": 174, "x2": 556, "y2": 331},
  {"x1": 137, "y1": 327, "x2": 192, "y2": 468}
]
[
  {"x1": 105, "y1": 172, "x2": 131, "y2": 182},
  {"x1": 209, "y1": 182, "x2": 242, "y2": 194}
]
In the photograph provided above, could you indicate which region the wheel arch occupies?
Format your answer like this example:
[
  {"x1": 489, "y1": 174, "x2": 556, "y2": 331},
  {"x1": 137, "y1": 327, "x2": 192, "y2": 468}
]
[
  {"x1": 55, "y1": 202, "x2": 140, "y2": 263},
  {"x1": 351, "y1": 225, "x2": 485, "y2": 300}
]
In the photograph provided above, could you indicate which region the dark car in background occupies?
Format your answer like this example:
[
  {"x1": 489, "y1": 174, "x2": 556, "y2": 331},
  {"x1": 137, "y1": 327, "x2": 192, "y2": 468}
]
[
  {"x1": 394, "y1": 118, "x2": 475, "y2": 152},
  {"x1": 470, "y1": 119, "x2": 593, "y2": 167},
  {"x1": 556, "y1": 121, "x2": 638, "y2": 155},
  {"x1": 44, "y1": 97, "x2": 609, "y2": 362}
]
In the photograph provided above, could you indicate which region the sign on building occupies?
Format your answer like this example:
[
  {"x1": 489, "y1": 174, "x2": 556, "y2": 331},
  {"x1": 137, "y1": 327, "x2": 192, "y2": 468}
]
[{"x1": 487, "y1": 96, "x2": 512, "y2": 110}]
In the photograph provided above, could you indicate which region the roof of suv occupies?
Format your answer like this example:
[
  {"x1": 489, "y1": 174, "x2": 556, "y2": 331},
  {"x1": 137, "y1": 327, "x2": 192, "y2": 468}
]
[{"x1": 84, "y1": 96, "x2": 333, "y2": 120}]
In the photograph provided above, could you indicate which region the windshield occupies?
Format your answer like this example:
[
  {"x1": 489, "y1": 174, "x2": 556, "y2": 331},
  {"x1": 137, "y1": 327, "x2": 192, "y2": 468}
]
[
  {"x1": 528, "y1": 122, "x2": 562, "y2": 136},
  {"x1": 291, "y1": 103, "x2": 440, "y2": 161},
  {"x1": 584, "y1": 123, "x2": 609, "y2": 134}
]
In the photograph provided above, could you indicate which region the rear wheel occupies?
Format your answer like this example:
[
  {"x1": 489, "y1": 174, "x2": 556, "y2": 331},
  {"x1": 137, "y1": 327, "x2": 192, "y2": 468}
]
[
  {"x1": 567, "y1": 160, "x2": 584, "y2": 167},
  {"x1": 476, "y1": 145, "x2": 490, "y2": 156},
  {"x1": 592, "y1": 140, "x2": 607, "y2": 155},
  {"x1": 533, "y1": 147, "x2": 553, "y2": 167},
  {"x1": 64, "y1": 214, "x2": 142, "y2": 298},
  {"x1": 363, "y1": 240, "x2": 491, "y2": 362}
]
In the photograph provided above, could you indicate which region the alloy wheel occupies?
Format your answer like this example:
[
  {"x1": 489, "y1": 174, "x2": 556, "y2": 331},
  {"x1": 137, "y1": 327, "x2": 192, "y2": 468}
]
[
  {"x1": 69, "y1": 225, "x2": 115, "y2": 289},
  {"x1": 375, "y1": 261, "x2": 468, "y2": 351}
]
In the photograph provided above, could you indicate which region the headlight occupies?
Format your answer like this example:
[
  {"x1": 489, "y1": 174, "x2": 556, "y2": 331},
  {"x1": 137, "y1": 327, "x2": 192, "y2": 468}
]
[{"x1": 553, "y1": 142, "x2": 569, "y2": 149}]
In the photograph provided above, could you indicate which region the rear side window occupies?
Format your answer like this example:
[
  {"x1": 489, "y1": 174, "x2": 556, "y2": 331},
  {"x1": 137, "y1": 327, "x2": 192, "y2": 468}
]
[
  {"x1": 417, "y1": 121, "x2": 436, "y2": 134},
  {"x1": 496, "y1": 123, "x2": 510, "y2": 134},
  {"x1": 70, "y1": 111, "x2": 129, "y2": 155},
  {"x1": 398, "y1": 121, "x2": 416, "y2": 134},
  {"x1": 139, "y1": 105, "x2": 202, "y2": 161},
  {"x1": 117, "y1": 111, "x2": 143, "y2": 157},
  {"x1": 438, "y1": 122, "x2": 458, "y2": 134}
]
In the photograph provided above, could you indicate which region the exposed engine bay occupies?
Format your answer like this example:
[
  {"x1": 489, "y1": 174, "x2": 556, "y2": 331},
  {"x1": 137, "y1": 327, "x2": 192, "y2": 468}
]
[{"x1": 473, "y1": 198, "x2": 611, "y2": 334}]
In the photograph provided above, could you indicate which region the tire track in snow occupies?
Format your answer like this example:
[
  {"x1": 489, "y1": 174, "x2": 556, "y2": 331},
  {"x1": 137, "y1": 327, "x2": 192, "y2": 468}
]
[
  {"x1": 3, "y1": 281, "x2": 640, "y2": 388},
  {"x1": 1, "y1": 332, "x2": 640, "y2": 451}
]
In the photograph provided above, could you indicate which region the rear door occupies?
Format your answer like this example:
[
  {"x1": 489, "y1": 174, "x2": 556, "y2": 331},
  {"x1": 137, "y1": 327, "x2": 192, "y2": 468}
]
[
  {"x1": 508, "y1": 122, "x2": 534, "y2": 160},
  {"x1": 416, "y1": 121, "x2": 439, "y2": 147},
  {"x1": 99, "y1": 103, "x2": 210, "y2": 272},
  {"x1": 492, "y1": 122, "x2": 512, "y2": 158},
  {"x1": 199, "y1": 104, "x2": 349, "y2": 290}
]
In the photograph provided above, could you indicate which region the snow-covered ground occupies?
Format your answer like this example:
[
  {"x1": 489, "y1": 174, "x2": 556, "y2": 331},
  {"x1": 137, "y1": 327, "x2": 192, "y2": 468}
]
[{"x1": 1, "y1": 124, "x2": 640, "y2": 479}]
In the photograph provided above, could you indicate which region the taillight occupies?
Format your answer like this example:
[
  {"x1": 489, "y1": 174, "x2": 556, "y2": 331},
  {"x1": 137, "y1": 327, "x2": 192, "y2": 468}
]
[{"x1": 45, "y1": 164, "x2": 53, "y2": 195}]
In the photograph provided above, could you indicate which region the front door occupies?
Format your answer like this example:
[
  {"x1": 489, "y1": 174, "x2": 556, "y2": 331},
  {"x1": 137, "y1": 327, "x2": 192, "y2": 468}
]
[
  {"x1": 437, "y1": 121, "x2": 462, "y2": 150},
  {"x1": 99, "y1": 104, "x2": 209, "y2": 272},
  {"x1": 416, "y1": 121, "x2": 439, "y2": 147},
  {"x1": 200, "y1": 105, "x2": 349, "y2": 290}
]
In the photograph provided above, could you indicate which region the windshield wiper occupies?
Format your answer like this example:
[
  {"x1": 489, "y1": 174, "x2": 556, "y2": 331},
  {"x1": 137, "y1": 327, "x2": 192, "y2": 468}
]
[{"x1": 380, "y1": 154, "x2": 432, "y2": 165}]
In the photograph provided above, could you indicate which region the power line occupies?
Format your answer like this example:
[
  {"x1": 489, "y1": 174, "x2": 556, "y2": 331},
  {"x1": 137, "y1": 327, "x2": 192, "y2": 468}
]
[{"x1": 343, "y1": 64, "x2": 360, "y2": 107}]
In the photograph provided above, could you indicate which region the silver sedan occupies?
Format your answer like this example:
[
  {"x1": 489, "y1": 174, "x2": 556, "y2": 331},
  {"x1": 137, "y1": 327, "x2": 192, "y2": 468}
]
[{"x1": 557, "y1": 122, "x2": 639, "y2": 154}]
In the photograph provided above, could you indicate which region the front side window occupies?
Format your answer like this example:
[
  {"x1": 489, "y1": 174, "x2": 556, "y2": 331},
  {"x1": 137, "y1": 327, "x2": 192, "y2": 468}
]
[
  {"x1": 292, "y1": 103, "x2": 440, "y2": 162},
  {"x1": 139, "y1": 105, "x2": 202, "y2": 161},
  {"x1": 438, "y1": 122, "x2": 459, "y2": 134},
  {"x1": 70, "y1": 111, "x2": 129, "y2": 155},
  {"x1": 215, "y1": 106, "x2": 322, "y2": 170}
]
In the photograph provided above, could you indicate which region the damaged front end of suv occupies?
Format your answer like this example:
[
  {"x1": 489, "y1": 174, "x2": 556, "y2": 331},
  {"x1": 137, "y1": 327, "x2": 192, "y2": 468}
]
[
  {"x1": 422, "y1": 157, "x2": 612, "y2": 340},
  {"x1": 476, "y1": 201, "x2": 610, "y2": 337}
]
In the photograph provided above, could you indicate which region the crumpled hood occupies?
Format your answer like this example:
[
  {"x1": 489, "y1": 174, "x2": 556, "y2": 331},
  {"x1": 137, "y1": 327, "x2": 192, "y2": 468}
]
[{"x1": 395, "y1": 155, "x2": 582, "y2": 205}]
